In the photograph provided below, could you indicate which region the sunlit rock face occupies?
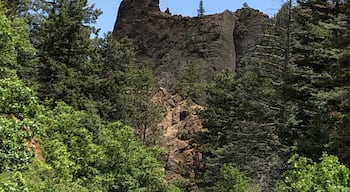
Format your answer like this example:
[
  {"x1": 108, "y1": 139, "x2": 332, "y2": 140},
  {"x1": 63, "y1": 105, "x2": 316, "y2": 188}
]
[
  {"x1": 113, "y1": 0, "x2": 269, "y2": 89},
  {"x1": 150, "y1": 87, "x2": 204, "y2": 186}
]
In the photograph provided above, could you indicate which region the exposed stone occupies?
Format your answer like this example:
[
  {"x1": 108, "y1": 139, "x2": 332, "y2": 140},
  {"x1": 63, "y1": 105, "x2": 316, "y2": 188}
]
[
  {"x1": 27, "y1": 136, "x2": 44, "y2": 161},
  {"x1": 113, "y1": 0, "x2": 269, "y2": 90},
  {"x1": 151, "y1": 88, "x2": 204, "y2": 183},
  {"x1": 234, "y1": 8, "x2": 270, "y2": 70}
]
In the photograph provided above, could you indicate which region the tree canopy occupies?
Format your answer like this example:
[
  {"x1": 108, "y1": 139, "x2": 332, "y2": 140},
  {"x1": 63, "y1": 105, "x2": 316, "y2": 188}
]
[{"x1": 2, "y1": 0, "x2": 350, "y2": 191}]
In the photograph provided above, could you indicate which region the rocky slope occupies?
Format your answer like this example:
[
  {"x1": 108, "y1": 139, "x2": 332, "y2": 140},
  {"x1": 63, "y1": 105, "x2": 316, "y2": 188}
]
[
  {"x1": 113, "y1": 0, "x2": 269, "y2": 89},
  {"x1": 151, "y1": 88, "x2": 203, "y2": 184}
]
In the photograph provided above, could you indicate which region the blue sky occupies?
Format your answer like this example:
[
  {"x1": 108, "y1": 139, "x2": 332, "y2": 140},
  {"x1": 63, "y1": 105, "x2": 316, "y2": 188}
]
[{"x1": 88, "y1": 0, "x2": 285, "y2": 34}]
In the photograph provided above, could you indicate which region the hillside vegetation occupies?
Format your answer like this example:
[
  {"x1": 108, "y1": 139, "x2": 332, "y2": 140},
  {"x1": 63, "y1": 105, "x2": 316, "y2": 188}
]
[{"x1": 1, "y1": 0, "x2": 350, "y2": 192}]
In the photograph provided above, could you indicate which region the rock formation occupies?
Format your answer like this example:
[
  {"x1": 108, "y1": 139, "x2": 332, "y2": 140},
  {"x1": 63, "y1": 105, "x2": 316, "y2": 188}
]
[
  {"x1": 151, "y1": 88, "x2": 203, "y2": 185},
  {"x1": 113, "y1": 0, "x2": 269, "y2": 89}
]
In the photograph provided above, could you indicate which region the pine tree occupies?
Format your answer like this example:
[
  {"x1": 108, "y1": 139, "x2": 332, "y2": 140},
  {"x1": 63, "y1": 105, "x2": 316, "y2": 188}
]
[
  {"x1": 197, "y1": 0, "x2": 205, "y2": 17},
  {"x1": 90, "y1": 36, "x2": 137, "y2": 121},
  {"x1": 282, "y1": 0, "x2": 350, "y2": 162},
  {"x1": 91, "y1": 35, "x2": 163, "y2": 143},
  {"x1": 195, "y1": 68, "x2": 283, "y2": 190},
  {"x1": 195, "y1": 1, "x2": 298, "y2": 190},
  {"x1": 31, "y1": 0, "x2": 101, "y2": 109}
]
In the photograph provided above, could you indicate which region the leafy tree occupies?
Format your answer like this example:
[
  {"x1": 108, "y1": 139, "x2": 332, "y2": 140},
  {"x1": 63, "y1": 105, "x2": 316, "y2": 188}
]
[
  {"x1": 0, "y1": 68, "x2": 39, "y2": 118},
  {"x1": 34, "y1": 101, "x2": 172, "y2": 191},
  {"x1": 0, "y1": 64, "x2": 38, "y2": 175},
  {"x1": 277, "y1": 153, "x2": 350, "y2": 192},
  {"x1": 214, "y1": 164, "x2": 254, "y2": 192},
  {"x1": 96, "y1": 122, "x2": 171, "y2": 192},
  {"x1": 0, "y1": 2, "x2": 33, "y2": 69},
  {"x1": 0, "y1": 172, "x2": 29, "y2": 192},
  {"x1": 0, "y1": 0, "x2": 37, "y2": 175},
  {"x1": 35, "y1": 102, "x2": 103, "y2": 182},
  {"x1": 0, "y1": 117, "x2": 34, "y2": 172},
  {"x1": 0, "y1": 1, "x2": 174, "y2": 191},
  {"x1": 0, "y1": 161, "x2": 90, "y2": 192},
  {"x1": 0, "y1": 0, "x2": 39, "y2": 86}
]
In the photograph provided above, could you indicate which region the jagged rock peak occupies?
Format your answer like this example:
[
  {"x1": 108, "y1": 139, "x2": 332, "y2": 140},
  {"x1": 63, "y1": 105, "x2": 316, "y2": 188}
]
[{"x1": 113, "y1": 1, "x2": 269, "y2": 90}]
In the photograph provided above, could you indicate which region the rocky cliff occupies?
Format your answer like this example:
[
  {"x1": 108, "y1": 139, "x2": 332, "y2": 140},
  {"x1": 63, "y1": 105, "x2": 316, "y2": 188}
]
[
  {"x1": 113, "y1": 0, "x2": 269, "y2": 89},
  {"x1": 151, "y1": 88, "x2": 203, "y2": 187}
]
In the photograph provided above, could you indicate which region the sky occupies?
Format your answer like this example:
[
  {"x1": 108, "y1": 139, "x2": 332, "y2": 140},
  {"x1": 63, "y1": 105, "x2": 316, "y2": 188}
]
[{"x1": 88, "y1": 0, "x2": 285, "y2": 34}]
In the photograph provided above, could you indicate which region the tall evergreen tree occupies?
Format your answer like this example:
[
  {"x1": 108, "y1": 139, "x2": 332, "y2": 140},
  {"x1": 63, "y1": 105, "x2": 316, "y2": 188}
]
[
  {"x1": 31, "y1": 0, "x2": 101, "y2": 109},
  {"x1": 90, "y1": 35, "x2": 136, "y2": 121},
  {"x1": 197, "y1": 0, "x2": 205, "y2": 17},
  {"x1": 195, "y1": 67, "x2": 283, "y2": 191},
  {"x1": 92, "y1": 35, "x2": 163, "y2": 142},
  {"x1": 282, "y1": 0, "x2": 350, "y2": 163},
  {"x1": 195, "y1": 1, "x2": 297, "y2": 190}
]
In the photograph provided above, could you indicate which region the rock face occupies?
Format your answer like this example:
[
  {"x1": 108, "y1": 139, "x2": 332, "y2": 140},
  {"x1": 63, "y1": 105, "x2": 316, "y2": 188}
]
[
  {"x1": 151, "y1": 88, "x2": 203, "y2": 184},
  {"x1": 113, "y1": 0, "x2": 269, "y2": 89},
  {"x1": 234, "y1": 8, "x2": 271, "y2": 70}
]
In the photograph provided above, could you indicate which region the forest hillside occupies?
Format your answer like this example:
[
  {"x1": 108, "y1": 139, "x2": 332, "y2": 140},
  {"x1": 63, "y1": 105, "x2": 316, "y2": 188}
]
[{"x1": 1, "y1": 0, "x2": 350, "y2": 192}]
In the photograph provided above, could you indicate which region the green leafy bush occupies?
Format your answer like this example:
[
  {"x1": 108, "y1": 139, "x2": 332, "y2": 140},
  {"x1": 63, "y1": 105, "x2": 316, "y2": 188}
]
[
  {"x1": 214, "y1": 164, "x2": 255, "y2": 192},
  {"x1": 0, "y1": 69, "x2": 39, "y2": 118},
  {"x1": 277, "y1": 153, "x2": 350, "y2": 192}
]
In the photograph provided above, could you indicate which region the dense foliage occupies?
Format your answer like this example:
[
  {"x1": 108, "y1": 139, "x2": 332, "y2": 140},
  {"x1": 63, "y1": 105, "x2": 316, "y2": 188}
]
[
  {"x1": 0, "y1": 1, "x2": 176, "y2": 191},
  {"x1": 277, "y1": 153, "x2": 350, "y2": 191},
  {"x1": 195, "y1": 0, "x2": 350, "y2": 191},
  {"x1": 1, "y1": 0, "x2": 350, "y2": 191}
]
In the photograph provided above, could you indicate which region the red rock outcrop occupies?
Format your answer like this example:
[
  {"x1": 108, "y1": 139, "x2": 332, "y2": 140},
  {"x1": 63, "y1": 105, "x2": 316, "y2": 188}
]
[{"x1": 151, "y1": 88, "x2": 203, "y2": 182}]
